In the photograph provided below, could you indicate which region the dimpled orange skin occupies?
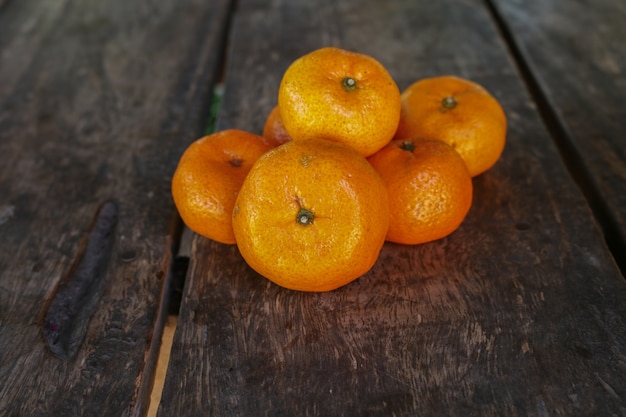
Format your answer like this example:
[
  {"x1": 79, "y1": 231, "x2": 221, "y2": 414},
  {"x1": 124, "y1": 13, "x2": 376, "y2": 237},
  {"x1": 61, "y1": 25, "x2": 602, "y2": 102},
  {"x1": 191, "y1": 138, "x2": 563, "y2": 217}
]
[
  {"x1": 171, "y1": 129, "x2": 272, "y2": 244},
  {"x1": 368, "y1": 138, "x2": 473, "y2": 245},
  {"x1": 394, "y1": 75, "x2": 507, "y2": 177},
  {"x1": 232, "y1": 138, "x2": 390, "y2": 292},
  {"x1": 278, "y1": 47, "x2": 401, "y2": 157},
  {"x1": 262, "y1": 105, "x2": 292, "y2": 147}
]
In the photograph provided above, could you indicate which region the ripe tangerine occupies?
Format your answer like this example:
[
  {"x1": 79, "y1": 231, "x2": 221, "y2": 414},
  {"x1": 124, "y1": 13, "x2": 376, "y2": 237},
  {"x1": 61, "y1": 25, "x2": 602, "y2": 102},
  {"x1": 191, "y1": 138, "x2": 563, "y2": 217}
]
[
  {"x1": 171, "y1": 129, "x2": 272, "y2": 244},
  {"x1": 278, "y1": 47, "x2": 401, "y2": 157},
  {"x1": 395, "y1": 75, "x2": 506, "y2": 177},
  {"x1": 232, "y1": 138, "x2": 390, "y2": 291},
  {"x1": 368, "y1": 138, "x2": 473, "y2": 245}
]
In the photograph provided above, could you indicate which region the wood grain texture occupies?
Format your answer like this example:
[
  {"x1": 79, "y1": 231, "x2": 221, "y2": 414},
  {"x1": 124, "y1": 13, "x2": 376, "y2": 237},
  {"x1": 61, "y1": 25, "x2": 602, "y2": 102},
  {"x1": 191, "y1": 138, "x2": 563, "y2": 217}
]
[
  {"x1": 0, "y1": 0, "x2": 233, "y2": 415},
  {"x1": 158, "y1": 0, "x2": 626, "y2": 416},
  {"x1": 491, "y1": 0, "x2": 626, "y2": 268}
]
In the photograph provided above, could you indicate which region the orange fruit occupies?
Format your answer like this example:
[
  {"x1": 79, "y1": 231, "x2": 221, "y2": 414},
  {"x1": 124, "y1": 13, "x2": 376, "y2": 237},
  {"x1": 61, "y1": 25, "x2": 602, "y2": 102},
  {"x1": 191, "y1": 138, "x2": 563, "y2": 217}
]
[
  {"x1": 368, "y1": 138, "x2": 473, "y2": 245},
  {"x1": 394, "y1": 75, "x2": 506, "y2": 177},
  {"x1": 171, "y1": 129, "x2": 272, "y2": 244},
  {"x1": 278, "y1": 47, "x2": 401, "y2": 157},
  {"x1": 262, "y1": 105, "x2": 292, "y2": 147},
  {"x1": 232, "y1": 138, "x2": 390, "y2": 292}
]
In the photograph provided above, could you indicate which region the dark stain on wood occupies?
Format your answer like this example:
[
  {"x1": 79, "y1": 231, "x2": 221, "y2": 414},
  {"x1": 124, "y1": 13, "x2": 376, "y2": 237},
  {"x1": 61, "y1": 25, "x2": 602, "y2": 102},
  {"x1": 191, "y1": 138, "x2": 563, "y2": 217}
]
[{"x1": 40, "y1": 200, "x2": 118, "y2": 360}]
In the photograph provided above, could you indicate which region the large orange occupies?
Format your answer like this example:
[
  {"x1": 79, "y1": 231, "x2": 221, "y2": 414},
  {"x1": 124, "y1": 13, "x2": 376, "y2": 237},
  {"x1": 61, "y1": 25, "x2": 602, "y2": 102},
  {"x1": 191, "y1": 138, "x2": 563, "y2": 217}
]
[
  {"x1": 232, "y1": 138, "x2": 389, "y2": 292},
  {"x1": 394, "y1": 75, "x2": 506, "y2": 177},
  {"x1": 368, "y1": 138, "x2": 473, "y2": 245},
  {"x1": 171, "y1": 129, "x2": 272, "y2": 244},
  {"x1": 262, "y1": 105, "x2": 292, "y2": 147},
  {"x1": 278, "y1": 47, "x2": 401, "y2": 157}
]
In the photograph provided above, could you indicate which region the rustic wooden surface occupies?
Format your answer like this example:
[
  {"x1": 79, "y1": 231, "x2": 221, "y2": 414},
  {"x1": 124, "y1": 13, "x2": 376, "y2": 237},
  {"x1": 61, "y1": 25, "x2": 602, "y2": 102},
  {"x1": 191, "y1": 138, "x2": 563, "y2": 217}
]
[
  {"x1": 492, "y1": 0, "x2": 626, "y2": 272},
  {"x1": 0, "y1": 0, "x2": 233, "y2": 415},
  {"x1": 157, "y1": 0, "x2": 626, "y2": 416},
  {"x1": 2, "y1": 0, "x2": 625, "y2": 415}
]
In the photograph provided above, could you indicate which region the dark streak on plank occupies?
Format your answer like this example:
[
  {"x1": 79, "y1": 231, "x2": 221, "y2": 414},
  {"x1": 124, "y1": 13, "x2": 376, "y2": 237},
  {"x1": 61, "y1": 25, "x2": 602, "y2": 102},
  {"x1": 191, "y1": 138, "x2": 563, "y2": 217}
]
[{"x1": 40, "y1": 200, "x2": 118, "y2": 359}]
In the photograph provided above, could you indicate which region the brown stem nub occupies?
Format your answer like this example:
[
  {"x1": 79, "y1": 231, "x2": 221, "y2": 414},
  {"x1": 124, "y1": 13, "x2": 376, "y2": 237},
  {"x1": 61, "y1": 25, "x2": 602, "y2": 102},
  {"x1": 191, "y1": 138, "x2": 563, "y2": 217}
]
[{"x1": 230, "y1": 157, "x2": 243, "y2": 167}]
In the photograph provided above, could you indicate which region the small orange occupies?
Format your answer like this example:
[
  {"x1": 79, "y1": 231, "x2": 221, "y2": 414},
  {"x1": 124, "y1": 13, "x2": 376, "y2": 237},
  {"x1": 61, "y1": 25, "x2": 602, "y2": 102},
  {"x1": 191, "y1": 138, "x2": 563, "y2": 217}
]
[
  {"x1": 394, "y1": 75, "x2": 506, "y2": 177},
  {"x1": 278, "y1": 47, "x2": 401, "y2": 157},
  {"x1": 368, "y1": 138, "x2": 473, "y2": 245},
  {"x1": 171, "y1": 129, "x2": 272, "y2": 244},
  {"x1": 262, "y1": 105, "x2": 292, "y2": 147},
  {"x1": 232, "y1": 138, "x2": 390, "y2": 292}
]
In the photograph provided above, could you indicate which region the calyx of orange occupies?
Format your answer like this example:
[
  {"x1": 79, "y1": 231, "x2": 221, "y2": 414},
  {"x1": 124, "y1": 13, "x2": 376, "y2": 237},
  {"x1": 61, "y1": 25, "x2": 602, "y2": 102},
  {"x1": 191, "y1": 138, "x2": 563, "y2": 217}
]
[
  {"x1": 296, "y1": 207, "x2": 315, "y2": 226},
  {"x1": 400, "y1": 140, "x2": 415, "y2": 152},
  {"x1": 342, "y1": 77, "x2": 357, "y2": 91},
  {"x1": 441, "y1": 96, "x2": 457, "y2": 110}
]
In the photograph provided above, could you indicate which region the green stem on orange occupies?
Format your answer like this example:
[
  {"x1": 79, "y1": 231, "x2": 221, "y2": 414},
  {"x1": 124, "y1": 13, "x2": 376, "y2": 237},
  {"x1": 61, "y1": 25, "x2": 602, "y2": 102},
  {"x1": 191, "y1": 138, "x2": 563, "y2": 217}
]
[
  {"x1": 400, "y1": 141, "x2": 415, "y2": 152},
  {"x1": 296, "y1": 207, "x2": 315, "y2": 226},
  {"x1": 441, "y1": 96, "x2": 457, "y2": 110},
  {"x1": 342, "y1": 77, "x2": 357, "y2": 92}
]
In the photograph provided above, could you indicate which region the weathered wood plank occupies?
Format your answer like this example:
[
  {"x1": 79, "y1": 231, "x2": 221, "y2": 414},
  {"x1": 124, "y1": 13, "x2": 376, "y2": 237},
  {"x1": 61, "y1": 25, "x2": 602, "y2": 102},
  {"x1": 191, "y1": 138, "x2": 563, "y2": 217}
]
[
  {"x1": 158, "y1": 0, "x2": 626, "y2": 416},
  {"x1": 0, "y1": 0, "x2": 233, "y2": 415},
  {"x1": 491, "y1": 0, "x2": 626, "y2": 269}
]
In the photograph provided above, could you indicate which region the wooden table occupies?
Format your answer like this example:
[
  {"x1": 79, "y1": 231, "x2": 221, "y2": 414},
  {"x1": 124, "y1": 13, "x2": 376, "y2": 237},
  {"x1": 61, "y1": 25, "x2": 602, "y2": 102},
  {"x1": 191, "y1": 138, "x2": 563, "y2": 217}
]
[{"x1": 1, "y1": 0, "x2": 625, "y2": 416}]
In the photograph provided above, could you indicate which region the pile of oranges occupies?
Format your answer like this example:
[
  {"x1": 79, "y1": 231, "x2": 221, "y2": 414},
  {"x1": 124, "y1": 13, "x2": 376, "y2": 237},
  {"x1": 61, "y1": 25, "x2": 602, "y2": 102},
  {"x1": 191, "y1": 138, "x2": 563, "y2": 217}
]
[{"x1": 171, "y1": 47, "x2": 507, "y2": 292}]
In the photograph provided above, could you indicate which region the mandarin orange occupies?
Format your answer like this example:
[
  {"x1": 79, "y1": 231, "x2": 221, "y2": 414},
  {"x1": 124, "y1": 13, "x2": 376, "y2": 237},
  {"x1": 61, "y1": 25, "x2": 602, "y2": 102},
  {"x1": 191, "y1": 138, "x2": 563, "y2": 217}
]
[
  {"x1": 278, "y1": 47, "x2": 401, "y2": 157},
  {"x1": 394, "y1": 75, "x2": 506, "y2": 177},
  {"x1": 368, "y1": 138, "x2": 473, "y2": 245},
  {"x1": 171, "y1": 129, "x2": 272, "y2": 244},
  {"x1": 262, "y1": 105, "x2": 292, "y2": 147},
  {"x1": 232, "y1": 138, "x2": 389, "y2": 292}
]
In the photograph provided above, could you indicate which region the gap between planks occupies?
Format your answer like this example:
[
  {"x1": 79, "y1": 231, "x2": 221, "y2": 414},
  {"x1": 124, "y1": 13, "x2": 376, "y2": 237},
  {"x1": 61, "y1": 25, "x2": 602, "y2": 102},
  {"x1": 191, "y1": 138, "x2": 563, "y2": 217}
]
[
  {"x1": 147, "y1": 223, "x2": 193, "y2": 416},
  {"x1": 147, "y1": 315, "x2": 178, "y2": 417}
]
